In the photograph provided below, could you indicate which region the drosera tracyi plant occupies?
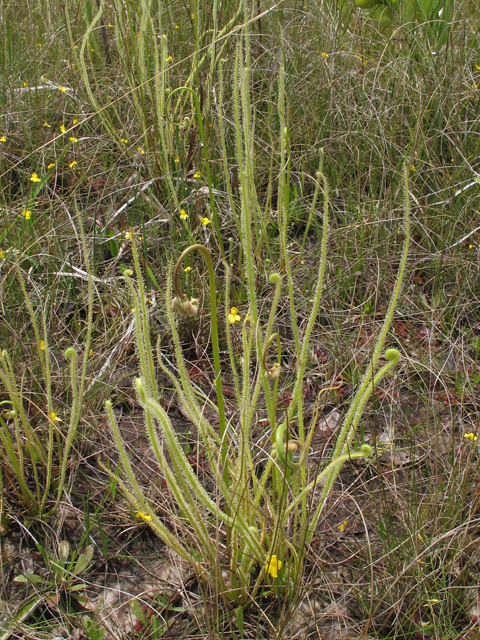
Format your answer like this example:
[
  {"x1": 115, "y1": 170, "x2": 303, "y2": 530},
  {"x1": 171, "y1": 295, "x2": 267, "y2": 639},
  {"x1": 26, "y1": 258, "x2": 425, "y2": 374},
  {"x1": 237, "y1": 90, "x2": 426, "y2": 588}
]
[
  {"x1": 105, "y1": 156, "x2": 410, "y2": 608},
  {"x1": 0, "y1": 205, "x2": 94, "y2": 520}
]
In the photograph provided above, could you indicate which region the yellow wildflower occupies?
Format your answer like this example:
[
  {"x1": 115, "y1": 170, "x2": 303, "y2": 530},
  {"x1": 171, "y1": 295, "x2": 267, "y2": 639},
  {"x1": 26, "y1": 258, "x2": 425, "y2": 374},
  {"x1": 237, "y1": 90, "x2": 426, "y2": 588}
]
[
  {"x1": 43, "y1": 122, "x2": 51, "y2": 128},
  {"x1": 40, "y1": 340, "x2": 45, "y2": 350},
  {"x1": 174, "y1": 155, "x2": 180, "y2": 163},
  {"x1": 184, "y1": 266, "x2": 192, "y2": 272},
  {"x1": 30, "y1": 172, "x2": 41, "y2": 183},
  {"x1": 88, "y1": 349, "x2": 95, "y2": 358},
  {"x1": 69, "y1": 161, "x2": 77, "y2": 168},
  {"x1": 136, "y1": 511, "x2": 152, "y2": 522},
  {"x1": 47, "y1": 163, "x2": 55, "y2": 170},
  {"x1": 193, "y1": 171, "x2": 201, "y2": 178},
  {"x1": 124, "y1": 230, "x2": 134, "y2": 240},
  {"x1": 21, "y1": 209, "x2": 32, "y2": 220},
  {"x1": 228, "y1": 307, "x2": 241, "y2": 324},
  {"x1": 175, "y1": 24, "x2": 179, "y2": 28},
  {"x1": 166, "y1": 55, "x2": 173, "y2": 62},
  {"x1": 137, "y1": 146, "x2": 145, "y2": 155},
  {"x1": 0, "y1": 135, "x2": 6, "y2": 142},
  {"x1": 60, "y1": 125, "x2": 66, "y2": 133},
  {"x1": 69, "y1": 136, "x2": 78, "y2": 143},
  {"x1": 469, "y1": 244, "x2": 474, "y2": 249},
  {"x1": 73, "y1": 118, "x2": 79, "y2": 124},
  {"x1": 245, "y1": 315, "x2": 251, "y2": 322},
  {"x1": 201, "y1": 217, "x2": 211, "y2": 226},
  {"x1": 0, "y1": 250, "x2": 4, "y2": 259},
  {"x1": 265, "y1": 555, "x2": 282, "y2": 579},
  {"x1": 180, "y1": 209, "x2": 188, "y2": 220},
  {"x1": 59, "y1": 86, "x2": 68, "y2": 93},
  {"x1": 23, "y1": 81, "x2": 27, "y2": 87},
  {"x1": 50, "y1": 412, "x2": 62, "y2": 423},
  {"x1": 464, "y1": 432, "x2": 478, "y2": 441},
  {"x1": 321, "y1": 52, "x2": 329, "y2": 58},
  {"x1": 338, "y1": 519, "x2": 348, "y2": 532},
  {"x1": 121, "y1": 138, "x2": 128, "y2": 143}
]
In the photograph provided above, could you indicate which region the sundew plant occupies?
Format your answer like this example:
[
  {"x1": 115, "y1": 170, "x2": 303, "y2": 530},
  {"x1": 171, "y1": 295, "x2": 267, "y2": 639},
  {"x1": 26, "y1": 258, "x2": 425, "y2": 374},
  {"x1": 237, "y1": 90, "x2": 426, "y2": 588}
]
[{"x1": 105, "y1": 86, "x2": 410, "y2": 604}]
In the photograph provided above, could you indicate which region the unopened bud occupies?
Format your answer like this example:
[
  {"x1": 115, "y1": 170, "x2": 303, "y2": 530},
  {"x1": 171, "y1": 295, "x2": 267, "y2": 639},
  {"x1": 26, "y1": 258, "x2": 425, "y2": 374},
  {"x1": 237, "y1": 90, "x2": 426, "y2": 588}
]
[
  {"x1": 172, "y1": 296, "x2": 199, "y2": 317},
  {"x1": 266, "y1": 363, "x2": 281, "y2": 380}
]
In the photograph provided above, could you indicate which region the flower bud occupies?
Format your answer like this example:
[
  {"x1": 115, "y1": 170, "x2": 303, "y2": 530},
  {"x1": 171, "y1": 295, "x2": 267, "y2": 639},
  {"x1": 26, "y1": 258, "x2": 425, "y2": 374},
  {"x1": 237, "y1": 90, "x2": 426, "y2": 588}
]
[
  {"x1": 172, "y1": 296, "x2": 199, "y2": 317},
  {"x1": 266, "y1": 363, "x2": 281, "y2": 380}
]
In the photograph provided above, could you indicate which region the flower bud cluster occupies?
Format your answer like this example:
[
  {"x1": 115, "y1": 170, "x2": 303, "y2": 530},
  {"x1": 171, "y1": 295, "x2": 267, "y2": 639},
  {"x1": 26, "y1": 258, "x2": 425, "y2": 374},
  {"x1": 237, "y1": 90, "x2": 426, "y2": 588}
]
[{"x1": 172, "y1": 296, "x2": 199, "y2": 317}]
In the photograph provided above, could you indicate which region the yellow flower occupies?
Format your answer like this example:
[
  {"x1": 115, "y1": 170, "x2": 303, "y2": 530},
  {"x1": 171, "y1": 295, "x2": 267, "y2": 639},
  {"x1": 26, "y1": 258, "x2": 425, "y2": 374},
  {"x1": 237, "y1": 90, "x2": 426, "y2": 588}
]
[
  {"x1": 43, "y1": 122, "x2": 51, "y2": 128},
  {"x1": 174, "y1": 155, "x2": 180, "y2": 163},
  {"x1": 23, "y1": 81, "x2": 27, "y2": 87},
  {"x1": 228, "y1": 307, "x2": 241, "y2": 324},
  {"x1": 69, "y1": 136, "x2": 78, "y2": 143},
  {"x1": 59, "y1": 86, "x2": 68, "y2": 93},
  {"x1": 338, "y1": 519, "x2": 348, "y2": 532},
  {"x1": 201, "y1": 217, "x2": 211, "y2": 226},
  {"x1": 175, "y1": 24, "x2": 179, "y2": 28},
  {"x1": 40, "y1": 340, "x2": 45, "y2": 350},
  {"x1": 469, "y1": 244, "x2": 474, "y2": 249},
  {"x1": 464, "y1": 432, "x2": 478, "y2": 441},
  {"x1": 121, "y1": 138, "x2": 128, "y2": 143},
  {"x1": 69, "y1": 161, "x2": 77, "y2": 168},
  {"x1": 137, "y1": 146, "x2": 145, "y2": 155},
  {"x1": 245, "y1": 315, "x2": 251, "y2": 322},
  {"x1": 0, "y1": 135, "x2": 6, "y2": 142},
  {"x1": 30, "y1": 172, "x2": 41, "y2": 183},
  {"x1": 184, "y1": 266, "x2": 192, "y2": 272},
  {"x1": 47, "y1": 163, "x2": 55, "y2": 170},
  {"x1": 72, "y1": 118, "x2": 79, "y2": 124},
  {"x1": 88, "y1": 349, "x2": 95, "y2": 357},
  {"x1": 193, "y1": 171, "x2": 201, "y2": 178},
  {"x1": 0, "y1": 250, "x2": 4, "y2": 259},
  {"x1": 166, "y1": 55, "x2": 173, "y2": 62},
  {"x1": 180, "y1": 209, "x2": 188, "y2": 220},
  {"x1": 124, "y1": 230, "x2": 134, "y2": 240},
  {"x1": 60, "y1": 125, "x2": 66, "y2": 133},
  {"x1": 321, "y1": 52, "x2": 329, "y2": 58},
  {"x1": 50, "y1": 412, "x2": 62, "y2": 423},
  {"x1": 21, "y1": 209, "x2": 32, "y2": 219},
  {"x1": 136, "y1": 511, "x2": 152, "y2": 522},
  {"x1": 108, "y1": 22, "x2": 112, "y2": 27},
  {"x1": 476, "y1": 64, "x2": 480, "y2": 70},
  {"x1": 265, "y1": 555, "x2": 282, "y2": 579}
]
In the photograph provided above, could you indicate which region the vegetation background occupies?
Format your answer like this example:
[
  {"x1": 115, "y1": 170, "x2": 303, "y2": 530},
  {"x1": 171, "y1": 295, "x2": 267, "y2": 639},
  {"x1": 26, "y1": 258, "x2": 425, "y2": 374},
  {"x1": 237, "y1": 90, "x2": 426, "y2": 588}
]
[{"x1": 1, "y1": 0, "x2": 480, "y2": 637}]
